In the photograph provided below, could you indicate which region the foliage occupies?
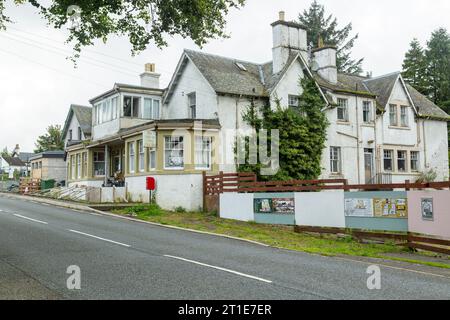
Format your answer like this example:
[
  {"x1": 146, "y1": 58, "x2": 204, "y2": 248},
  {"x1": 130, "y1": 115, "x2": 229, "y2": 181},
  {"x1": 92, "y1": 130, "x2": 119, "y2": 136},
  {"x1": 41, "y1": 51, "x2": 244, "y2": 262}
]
[
  {"x1": 425, "y1": 28, "x2": 450, "y2": 107},
  {"x1": 415, "y1": 169, "x2": 438, "y2": 183},
  {"x1": 402, "y1": 38, "x2": 428, "y2": 94},
  {"x1": 126, "y1": 203, "x2": 163, "y2": 217},
  {"x1": 34, "y1": 125, "x2": 64, "y2": 153},
  {"x1": 298, "y1": 0, "x2": 363, "y2": 74},
  {"x1": 174, "y1": 206, "x2": 187, "y2": 213},
  {"x1": 1, "y1": 146, "x2": 9, "y2": 157},
  {"x1": 0, "y1": 0, "x2": 244, "y2": 62},
  {"x1": 237, "y1": 76, "x2": 328, "y2": 181}
]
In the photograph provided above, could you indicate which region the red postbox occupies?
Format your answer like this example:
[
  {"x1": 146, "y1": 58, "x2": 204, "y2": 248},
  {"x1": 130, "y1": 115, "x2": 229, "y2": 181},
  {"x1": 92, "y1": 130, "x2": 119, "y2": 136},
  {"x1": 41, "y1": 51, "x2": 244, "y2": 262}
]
[{"x1": 146, "y1": 177, "x2": 156, "y2": 191}]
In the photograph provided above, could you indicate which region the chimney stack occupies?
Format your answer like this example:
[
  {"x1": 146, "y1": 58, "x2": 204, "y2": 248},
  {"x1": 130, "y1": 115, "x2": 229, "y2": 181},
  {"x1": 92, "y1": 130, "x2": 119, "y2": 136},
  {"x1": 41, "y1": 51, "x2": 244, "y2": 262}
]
[
  {"x1": 13, "y1": 144, "x2": 20, "y2": 156},
  {"x1": 271, "y1": 11, "x2": 308, "y2": 74},
  {"x1": 140, "y1": 63, "x2": 160, "y2": 88},
  {"x1": 311, "y1": 46, "x2": 337, "y2": 84}
]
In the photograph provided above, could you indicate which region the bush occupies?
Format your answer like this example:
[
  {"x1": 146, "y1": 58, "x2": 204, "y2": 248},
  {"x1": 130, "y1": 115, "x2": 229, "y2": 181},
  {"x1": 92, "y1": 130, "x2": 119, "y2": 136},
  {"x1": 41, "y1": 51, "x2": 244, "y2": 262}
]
[{"x1": 174, "y1": 206, "x2": 187, "y2": 213}]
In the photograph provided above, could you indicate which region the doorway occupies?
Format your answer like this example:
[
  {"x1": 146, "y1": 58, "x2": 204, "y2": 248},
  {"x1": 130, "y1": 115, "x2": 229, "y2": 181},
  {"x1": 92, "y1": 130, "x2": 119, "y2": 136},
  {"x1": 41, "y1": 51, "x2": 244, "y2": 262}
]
[{"x1": 364, "y1": 148, "x2": 374, "y2": 184}]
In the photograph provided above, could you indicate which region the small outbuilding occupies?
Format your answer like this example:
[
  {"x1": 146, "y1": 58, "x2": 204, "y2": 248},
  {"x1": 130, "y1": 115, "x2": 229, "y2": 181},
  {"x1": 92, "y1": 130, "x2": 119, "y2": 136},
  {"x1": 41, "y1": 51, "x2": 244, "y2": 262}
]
[{"x1": 30, "y1": 151, "x2": 66, "y2": 183}]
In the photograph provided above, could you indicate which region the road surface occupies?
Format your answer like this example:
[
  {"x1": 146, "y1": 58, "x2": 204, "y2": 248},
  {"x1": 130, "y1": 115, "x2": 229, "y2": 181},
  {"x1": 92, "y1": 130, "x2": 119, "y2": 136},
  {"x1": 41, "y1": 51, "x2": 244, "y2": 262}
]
[{"x1": 0, "y1": 194, "x2": 449, "y2": 300}]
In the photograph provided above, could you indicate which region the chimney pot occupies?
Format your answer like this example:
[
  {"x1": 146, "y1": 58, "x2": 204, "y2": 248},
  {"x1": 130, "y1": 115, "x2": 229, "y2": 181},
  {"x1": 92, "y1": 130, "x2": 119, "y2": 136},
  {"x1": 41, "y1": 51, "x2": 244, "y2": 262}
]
[
  {"x1": 279, "y1": 11, "x2": 285, "y2": 21},
  {"x1": 145, "y1": 63, "x2": 156, "y2": 73}
]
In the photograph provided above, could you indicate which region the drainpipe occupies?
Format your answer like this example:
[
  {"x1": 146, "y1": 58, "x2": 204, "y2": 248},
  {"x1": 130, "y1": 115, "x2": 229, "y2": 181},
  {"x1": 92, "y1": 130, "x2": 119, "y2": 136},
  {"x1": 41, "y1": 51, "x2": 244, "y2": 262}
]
[{"x1": 355, "y1": 85, "x2": 361, "y2": 184}]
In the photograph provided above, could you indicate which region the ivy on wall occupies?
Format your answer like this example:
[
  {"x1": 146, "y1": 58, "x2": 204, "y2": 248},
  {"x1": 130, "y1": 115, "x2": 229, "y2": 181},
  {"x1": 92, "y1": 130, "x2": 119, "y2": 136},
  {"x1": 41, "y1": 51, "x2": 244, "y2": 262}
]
[{"x1": 237, "y1": 76, "x2": 329, "y2": 181}]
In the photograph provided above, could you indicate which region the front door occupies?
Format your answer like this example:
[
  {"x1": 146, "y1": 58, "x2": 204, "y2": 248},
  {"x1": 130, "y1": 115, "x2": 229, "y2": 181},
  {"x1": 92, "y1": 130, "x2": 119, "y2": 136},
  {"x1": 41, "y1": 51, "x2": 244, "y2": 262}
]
[{"x1": 364, "y1": 148, "x2": 374, "y2": 184}]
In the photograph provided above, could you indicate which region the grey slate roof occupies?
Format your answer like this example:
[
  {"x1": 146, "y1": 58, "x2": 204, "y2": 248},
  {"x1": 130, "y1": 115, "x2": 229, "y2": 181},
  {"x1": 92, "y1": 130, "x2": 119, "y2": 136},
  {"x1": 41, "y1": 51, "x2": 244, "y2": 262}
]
[
  {"x1": 15, "y1": 152, "x2": 34, "y2": 163},
  {"x1": 72, "y1": 105, "x2": 92, "y2": 135},
  {"x1": 406, "y1": 84, "x2": 450, "y2": 119},
  {"x1": 176, "y1": 49, "x2": 448, "y2": 120},
  {"x1": 1, "y1": 156, "x2": 26, "y2": 167},
  {"x1": 184, "y1": 50, "x2": 268, "y2": 97},
  {"x1": 62, "y1": 104, "x2": 92, "y2": 141},
  {"x1": 363, "y1": 72, "x2": 401, "y2": 108}
]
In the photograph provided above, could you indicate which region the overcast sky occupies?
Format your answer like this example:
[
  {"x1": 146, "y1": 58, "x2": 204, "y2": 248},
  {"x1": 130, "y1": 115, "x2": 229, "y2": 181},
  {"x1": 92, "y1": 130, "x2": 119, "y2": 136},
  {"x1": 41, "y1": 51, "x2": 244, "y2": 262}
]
[{"x1": 0, "y1": 0, "x2": 449, "y2": 152}]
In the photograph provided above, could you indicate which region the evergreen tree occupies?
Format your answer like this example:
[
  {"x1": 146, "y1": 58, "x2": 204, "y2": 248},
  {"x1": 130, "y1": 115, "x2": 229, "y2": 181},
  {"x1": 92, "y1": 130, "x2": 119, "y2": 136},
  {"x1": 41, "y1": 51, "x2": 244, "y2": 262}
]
[
  {"x1": 425, "y1": 28, "x2": 450, "y2": 107},
  {"x1": 402, "y1": 39, "x2": 427, "y2": 94},
  {"x1": 34, "y1": 125, "x2": 64, "y2": 153},
  {"x1": 298, "y1": 0, "x2": 363, "y2": 74},
  {"x1": 238, "y1": 76, "x2": 328, "y2": 181}
]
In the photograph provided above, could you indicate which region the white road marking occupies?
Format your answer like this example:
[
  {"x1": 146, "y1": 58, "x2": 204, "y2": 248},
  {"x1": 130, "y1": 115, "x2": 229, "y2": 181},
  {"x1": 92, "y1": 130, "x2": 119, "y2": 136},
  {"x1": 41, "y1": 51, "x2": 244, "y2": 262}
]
[
  {"x1": 164, "y1": 255, "x2": 273, "y2": 283},
  {"x1": 68, "y1": 229, "x2": 131, "y2": 247},
  {"x1": 13, "y1": 214, "x2": 48, "y2": 225}
]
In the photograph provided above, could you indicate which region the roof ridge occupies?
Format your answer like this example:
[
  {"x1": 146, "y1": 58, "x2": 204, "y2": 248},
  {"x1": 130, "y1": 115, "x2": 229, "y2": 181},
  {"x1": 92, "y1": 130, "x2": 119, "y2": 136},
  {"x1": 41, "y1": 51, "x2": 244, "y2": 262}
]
[
  {"x1": 184, "y1": 49, "x2": 264, "y2": 66},
  {"x1": 363, "y1": 71, "x2": 401, "y2": 82}
]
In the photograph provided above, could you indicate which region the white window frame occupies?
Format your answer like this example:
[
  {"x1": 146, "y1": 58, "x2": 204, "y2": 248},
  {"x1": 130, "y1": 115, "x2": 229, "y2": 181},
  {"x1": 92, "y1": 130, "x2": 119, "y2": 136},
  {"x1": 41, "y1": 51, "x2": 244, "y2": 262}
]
[
  {"x1": 71, "y1": 155, "x2": 76, "y2": 180},
  {"x1": 383, "y1": 150, "x2": 394, "y2": 172},
  {"x1": 137, "y1": 140, "x2": 144, "y2": 172},
  {"x1": 389, "y1": 104, "x2": 398, "y2": 126},
  {"x1": 288, "y1": 95, "x2": 300, "y2": 108},
  {"x1": 128, "y1": 142, "x2": 135, "y2": 173},
  {"x1": 143, "y1": 98, "x2": 161, "y2": 120},
  {"x1": 330, "y1": 146, "x2": 341, "y2": 174},
  {"x1": 337, "y1": 98, "x2": 348, "y2": 122},
  {"x1": 362, "y1": 101, "x2": 372, "y2": 123},
  {"x1": 397, "y1": 150, "x2": 407, "y2": 172},
  {"x1": 76, "y1": 153, "x2": 82, "y2": 179},
  {"x1": 188, "y1": 92, "x2": 196, "y2": 119},
  {"x1": 93, "y1": 151, "x2": 105, "y2": 176},
  {"x1": 400, "y1": 105, "x2": 409, "y2": 127},
  {"x1": 410, "y1": 151, "x2": 420, "y2": 172},
  {"x1": 164, "y1": 136, "x2": 184, "y2": 170},
  {"x1": 148, "y1": 148, "x2": 157, "y2": 171},
  {"x1": 195, "y1": 136, "x2": 212, "y2": 170}
]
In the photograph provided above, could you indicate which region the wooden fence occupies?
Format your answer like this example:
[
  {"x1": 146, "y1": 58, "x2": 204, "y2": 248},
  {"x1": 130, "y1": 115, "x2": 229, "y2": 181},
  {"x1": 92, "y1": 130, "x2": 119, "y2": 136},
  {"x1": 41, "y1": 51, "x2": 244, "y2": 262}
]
[
  {"x1": 294, "y1": 225, "x2": 450, "y2": 255},
  {"x1": 203, "y1": 171, "x2": 450, "y2": 195}
]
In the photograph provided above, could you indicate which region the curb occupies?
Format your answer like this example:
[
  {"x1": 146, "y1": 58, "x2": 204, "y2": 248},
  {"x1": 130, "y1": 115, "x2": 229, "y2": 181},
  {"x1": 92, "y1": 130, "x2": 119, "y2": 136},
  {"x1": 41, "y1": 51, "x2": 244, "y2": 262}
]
[{"x1": 0, "y1": 192, "x2": 269, "y2": 248}]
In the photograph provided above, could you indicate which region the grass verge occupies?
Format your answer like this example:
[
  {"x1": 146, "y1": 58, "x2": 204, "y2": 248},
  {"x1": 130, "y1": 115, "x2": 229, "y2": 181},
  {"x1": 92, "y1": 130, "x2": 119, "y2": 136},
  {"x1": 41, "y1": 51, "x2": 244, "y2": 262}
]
[{"x1": 112, "y1": 205, "x2": 411, "y2": 256}]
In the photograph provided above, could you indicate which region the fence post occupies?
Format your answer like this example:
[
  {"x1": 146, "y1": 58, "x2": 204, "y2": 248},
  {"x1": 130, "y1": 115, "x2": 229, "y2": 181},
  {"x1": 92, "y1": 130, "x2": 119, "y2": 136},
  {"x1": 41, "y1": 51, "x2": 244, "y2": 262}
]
[
  {"x1": 219, "y1": 171, "x2": 224, "y2": 193},
  {"x1": 405, "y1": 179, "x2": 410, "y2": 191}
]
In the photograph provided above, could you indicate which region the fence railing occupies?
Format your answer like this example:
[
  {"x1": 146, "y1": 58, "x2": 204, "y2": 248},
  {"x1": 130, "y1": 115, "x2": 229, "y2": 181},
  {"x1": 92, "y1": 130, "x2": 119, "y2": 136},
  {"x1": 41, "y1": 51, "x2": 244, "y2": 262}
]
[{"x1": 203, "y1": 171, "x2": 450, "y2": 194}]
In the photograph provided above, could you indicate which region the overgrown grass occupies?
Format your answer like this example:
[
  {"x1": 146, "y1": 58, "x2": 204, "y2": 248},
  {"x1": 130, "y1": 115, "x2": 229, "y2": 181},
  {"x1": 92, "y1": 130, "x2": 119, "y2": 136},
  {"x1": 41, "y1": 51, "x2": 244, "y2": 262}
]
[{"x1": 112, "y1": 206, "x2": 412, "y2": 258}]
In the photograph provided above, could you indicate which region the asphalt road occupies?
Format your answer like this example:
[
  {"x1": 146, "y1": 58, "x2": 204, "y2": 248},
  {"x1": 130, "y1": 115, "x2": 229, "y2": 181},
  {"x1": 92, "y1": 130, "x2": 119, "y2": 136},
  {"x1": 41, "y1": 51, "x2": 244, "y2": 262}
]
[{"x1": 0, "y1": 195, "x2": 449, "y2": 300}]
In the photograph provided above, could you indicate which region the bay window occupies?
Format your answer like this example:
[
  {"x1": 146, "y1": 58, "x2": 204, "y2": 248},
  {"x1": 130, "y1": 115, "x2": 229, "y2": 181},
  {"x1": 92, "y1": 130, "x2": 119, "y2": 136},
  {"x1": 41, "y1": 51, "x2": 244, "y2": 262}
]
[
  {"x1": 148, "y1": 148, "x2": 156, "y2": 171},
  {"x1": 76, "y1": 154, "x2": 81, "y2": 179},
  {"x1": 138, "y1": 140, "x2": 144, "y2": 172}
]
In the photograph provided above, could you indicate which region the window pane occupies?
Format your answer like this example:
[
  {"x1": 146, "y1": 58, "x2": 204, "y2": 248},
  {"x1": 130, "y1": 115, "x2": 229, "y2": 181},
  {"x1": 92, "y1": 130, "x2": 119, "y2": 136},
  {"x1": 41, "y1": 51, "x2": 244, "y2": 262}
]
[
  {"x1": 93, "y1": 151, "x2": 105, "y2": 176},
  {"x1": 132, "y1": 97, "x2": 140, "y2": 117},
  {"x1": 153, "y1": 100, "x2": 160, "y2": 119},
  {"x1": 143, "y1": 98, "x2": 152, "y2": 119},
  {"x1": 165, "y1": 136, "x2": 184, "y2": 168},
  {"x1": 389, "y1": 105, "x2": 397, "y2": 126},
  {"x1": 384, "y1": 150, "x2": 393, "y2": 171},
  {"x1": 124, "y1": 96, "x2": 132, "y2": 117},
  {"x1": 195, "y1": 136, "x2": 211, "y2": 169}
]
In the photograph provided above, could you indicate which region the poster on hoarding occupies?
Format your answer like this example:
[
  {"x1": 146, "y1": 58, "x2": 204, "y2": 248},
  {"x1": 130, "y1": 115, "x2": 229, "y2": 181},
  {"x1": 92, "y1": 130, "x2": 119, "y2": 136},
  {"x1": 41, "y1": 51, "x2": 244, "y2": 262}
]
[
  {"x1": 421, "y1": 198, "x2": 433, "y2": 220},
  {"x1": 272, "y1": 198, "x2": 295, "y2": 214},
  {"x1": 254, "y1": 198, "x2": 273, "y2": 213},
  {"x1": 344, "y1": 198, "x2": 373, "y2": 217},
  {"x1": 373, "y1": 198, "x2": 408, "y2": 218}
]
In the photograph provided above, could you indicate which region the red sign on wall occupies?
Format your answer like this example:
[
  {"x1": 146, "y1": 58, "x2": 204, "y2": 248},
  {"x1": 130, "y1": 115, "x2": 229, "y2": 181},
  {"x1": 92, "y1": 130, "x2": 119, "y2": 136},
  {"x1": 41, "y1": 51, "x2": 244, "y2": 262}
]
[{"x1": 146, "y1": 177, "x2": 156, "y2": 191}]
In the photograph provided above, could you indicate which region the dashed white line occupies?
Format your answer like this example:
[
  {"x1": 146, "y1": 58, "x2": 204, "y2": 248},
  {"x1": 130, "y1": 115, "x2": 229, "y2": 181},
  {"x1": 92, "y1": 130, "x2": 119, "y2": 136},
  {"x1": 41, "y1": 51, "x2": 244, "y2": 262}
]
[
  {"x1": 13, "y1": 214, "x2": 48, "y2": 225},
  {"x1": 164, "y1": 255, "x2": 273, "y2": 283},
  {"x1": 68, "y1": 229, "x2": 131, "y2": 247}
]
